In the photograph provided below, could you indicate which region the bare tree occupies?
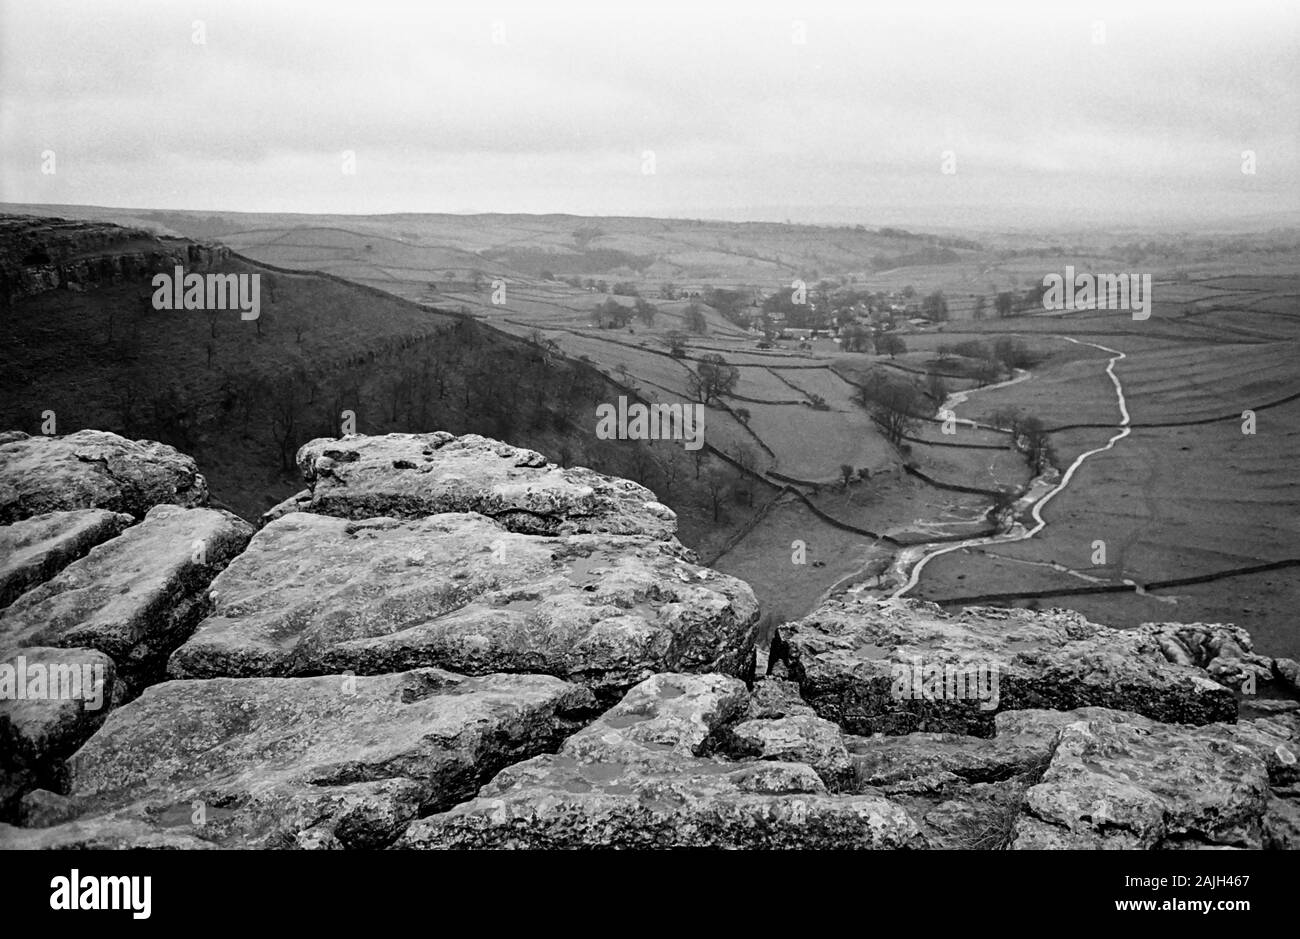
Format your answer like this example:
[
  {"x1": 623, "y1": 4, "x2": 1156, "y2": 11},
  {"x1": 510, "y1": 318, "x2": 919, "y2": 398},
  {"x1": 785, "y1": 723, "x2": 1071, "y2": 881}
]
[
  {"x1": 1018, "y1": 416, "x2": 1054, "y2": 475},
  {"x1": 664, "y1": 331, "x2": 688, "y2": 357},
  {"x1": 687, "y1": 354, "x2": 740, "y2": 404},
  {"x1": 267, "y1": 373, "x2": 306, "y2": 471},
  {"x1": 926, "y1": 371, "x2": 949, "y2": 404},
  {"x1": 624, "y1": 443, "x2": 657, "y2": 488},
  {"x1": 704, "y1": 468, "x2": 728, "y2": 522},
  {"x1": 733, "y1": 445, "x2": 759, "y2": 505},
  {"x1": 857, "y1": 381, "x2": 922, "y2": 448},
  {"x1": 658, "y1": 446, "x2": 683, "y2": 498},
  {"x1": 684, "y1": 303, "x2": 708, "y2": 334},
  {"x1": 875, "y1": 333, "x2": 907, "y2": 358},
  {"x1": 634, "y1": 297, "x2": 657, "y2": 326}
]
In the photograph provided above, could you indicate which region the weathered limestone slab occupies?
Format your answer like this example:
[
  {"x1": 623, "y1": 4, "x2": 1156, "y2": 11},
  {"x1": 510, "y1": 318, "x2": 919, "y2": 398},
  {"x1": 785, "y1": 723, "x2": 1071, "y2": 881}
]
[
  {"x1": 1008, "y1": 709, "x2": 1299, "y2": 849},
  {"x1": 0, "y1": 509, "x2": 133, "y2": 608},
  {"x1": 0, "y1": 668, "x2": 596, "y2": 849},
  {"x1": 0, "y1": 430, "x2": 208, "y2": 522},
  {"x1": 290, "y1": 432, "x2": 677, "y2": 539},
  {"x1": 0, "y1": 646, "x2": 116, "y2": 818},
  {"x1": 0, "y1": 504, "x2": 253, "y2": 691},
  {"x1": 775, "y1": 598, "x2": 1236, "y2": 736},
  {"x1": 397, "y1": 673, "x2": 924, "y2": 849},
  {"x1": 168, "y1": 512, "x2": 757, "y2": 700}
]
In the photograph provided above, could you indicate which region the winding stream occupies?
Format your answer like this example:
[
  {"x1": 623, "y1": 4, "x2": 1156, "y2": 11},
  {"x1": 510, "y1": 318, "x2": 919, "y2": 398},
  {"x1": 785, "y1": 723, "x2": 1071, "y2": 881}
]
[{"x1": 873, "y1": 336, "x2": 1131, "y2": 599}]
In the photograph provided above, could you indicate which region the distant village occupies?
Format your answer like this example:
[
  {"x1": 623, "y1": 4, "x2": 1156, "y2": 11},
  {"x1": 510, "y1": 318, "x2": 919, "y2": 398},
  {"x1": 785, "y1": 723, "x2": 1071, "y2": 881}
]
[
  {"x1": 429, "y1": 267, "x2": 1040, "y2": 353},
  {"x1": 650, "y1": 282, "x2": 959, "y2": 349}
]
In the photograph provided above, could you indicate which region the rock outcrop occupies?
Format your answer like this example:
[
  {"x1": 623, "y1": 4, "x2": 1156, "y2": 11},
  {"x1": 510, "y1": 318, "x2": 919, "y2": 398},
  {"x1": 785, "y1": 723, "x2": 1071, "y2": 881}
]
[
  {"x1": 0, "y1": 215, "x2": 227, "y2": 304},
  {"x1": 168, "y1": 512, "x2": 757, "y2": 700},
  {"x1": 773, "y1": 598, "x2": 1236, "y2": 736},
  {"x1": 1, "y1": 426, "x2": 1296, "y2": 850},
  {"x1": 281, "y1": 432, "x2": 678, "y2": 540},
  {"x1": 0, "y1": 503, "x2": 251, "y2": 816},
  {"x1": 0, "y1": 509, "x2": 133, "y2": 608},
  {"x1": 1142, "y1": 620, "x2": 1300, "y2": 697},
  {"x1": 2, "y1": 669, "x2": 596, "y2": 848},
  {"x1": 1, "y1": 504, "x2": 252, "y2": 692},
  {"x1": 0, "y1": 647, "x2": 116, "y2": 817},
  {"x1": 396, "y1": 673, "x2": 924, "y2": 849},
  {"x1": 1010, "y1": 708, "x2": 1299, "y2": 849},
  {"x1": 0, "y1": 430, "x2": 208, "y2": 522}
]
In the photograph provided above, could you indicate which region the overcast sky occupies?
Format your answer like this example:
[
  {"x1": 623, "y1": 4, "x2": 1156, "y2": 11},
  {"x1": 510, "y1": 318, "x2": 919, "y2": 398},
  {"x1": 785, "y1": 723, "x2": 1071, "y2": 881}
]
[{"x1": 2, "y1": 0, "x2": 1297, "y2": 228}]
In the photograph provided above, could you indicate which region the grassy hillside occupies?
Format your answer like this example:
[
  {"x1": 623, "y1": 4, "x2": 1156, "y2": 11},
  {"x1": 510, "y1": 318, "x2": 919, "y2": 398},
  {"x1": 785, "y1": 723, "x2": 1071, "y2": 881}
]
[{"x1": 0, "y1": 215, "x2": 768, "y2": 553}]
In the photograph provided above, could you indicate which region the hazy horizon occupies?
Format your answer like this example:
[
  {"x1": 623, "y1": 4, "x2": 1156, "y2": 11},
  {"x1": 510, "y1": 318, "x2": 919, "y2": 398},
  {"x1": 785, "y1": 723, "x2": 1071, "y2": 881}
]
[{"x1": 3, "y1": 0, "x2": 1298, "y2": 229}]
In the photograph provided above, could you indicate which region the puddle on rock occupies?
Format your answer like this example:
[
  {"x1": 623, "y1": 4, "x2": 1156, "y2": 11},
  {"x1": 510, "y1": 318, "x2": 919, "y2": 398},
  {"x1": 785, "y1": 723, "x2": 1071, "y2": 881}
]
[
  {"x1": 580, "y1": 762, "x2": 628, "y2": 783},
  {"x1": 497, "y1": 596, "x2": 541, "y2": 612},
  {"x1": 851, "y1": 643, "x2": 895, "y2": 660},
  {"x1": 564, "y1": 554, "x2": 611, "y2": 585},
  {"x1": 154, "y1": 803, "x2": 237, "y2": 829},
  {"x1": 604, "y1": 712, "x2": 650, "y2": 728},
  {"x1": 692, "y1": 760, "x2": 740, "y2": 776}
]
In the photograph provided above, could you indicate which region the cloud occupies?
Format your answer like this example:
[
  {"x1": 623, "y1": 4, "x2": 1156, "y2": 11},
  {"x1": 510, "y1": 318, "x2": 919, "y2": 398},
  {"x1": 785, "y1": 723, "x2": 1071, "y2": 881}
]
[{"x1": 2, "y1": 0, "x2": 1296, "y2": 225}]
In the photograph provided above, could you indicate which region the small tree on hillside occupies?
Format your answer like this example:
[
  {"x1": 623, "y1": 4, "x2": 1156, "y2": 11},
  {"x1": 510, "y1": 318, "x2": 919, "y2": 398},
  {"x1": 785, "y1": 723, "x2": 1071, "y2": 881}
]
[
  {"x1": 875, "y1": 333, "x2": 907, "y2": 359},
  {"x1": 922, "y1": 291, "x2": 949, "y2": 322},
  {"x1": 734, "y1": 445, "x2": 759, "y2": 505},
  {"x1": 926, "y1": 371, "x2": 949, "y2": 404},
  {"x1": 634, "y1": 297, "x2": 657, "y2": 326},
  {"x1": 990, "y1": 407, "x2": 1026, "y2": 435},
  {"x1": 704, "y1": 468, "x2": 728, "y2": 522},
  {"x1": 688, "y1": 353, "x2": 740, "y2": 404},
  {"x1": 684, "y1": 303, "x2": 708, "y2": 334},
  {"x1": 591, "y1": 298, "x2": 633, "y2": 329},
  {"x1": 1018, "y1": 415, "x2": 1054, "y2": 475},
  {"x1": 987, "y1": 486, "x2": 1018, "y2": 523},
  {"x1": 841, "y1": 324, "x2": 872, "y2": 353},
  {"x1": 993, "y1": 336, "x2": 1031, "y2": 370},
  {"x1": 857, "y1": 381, "x2": 923, "y2": 448}
]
